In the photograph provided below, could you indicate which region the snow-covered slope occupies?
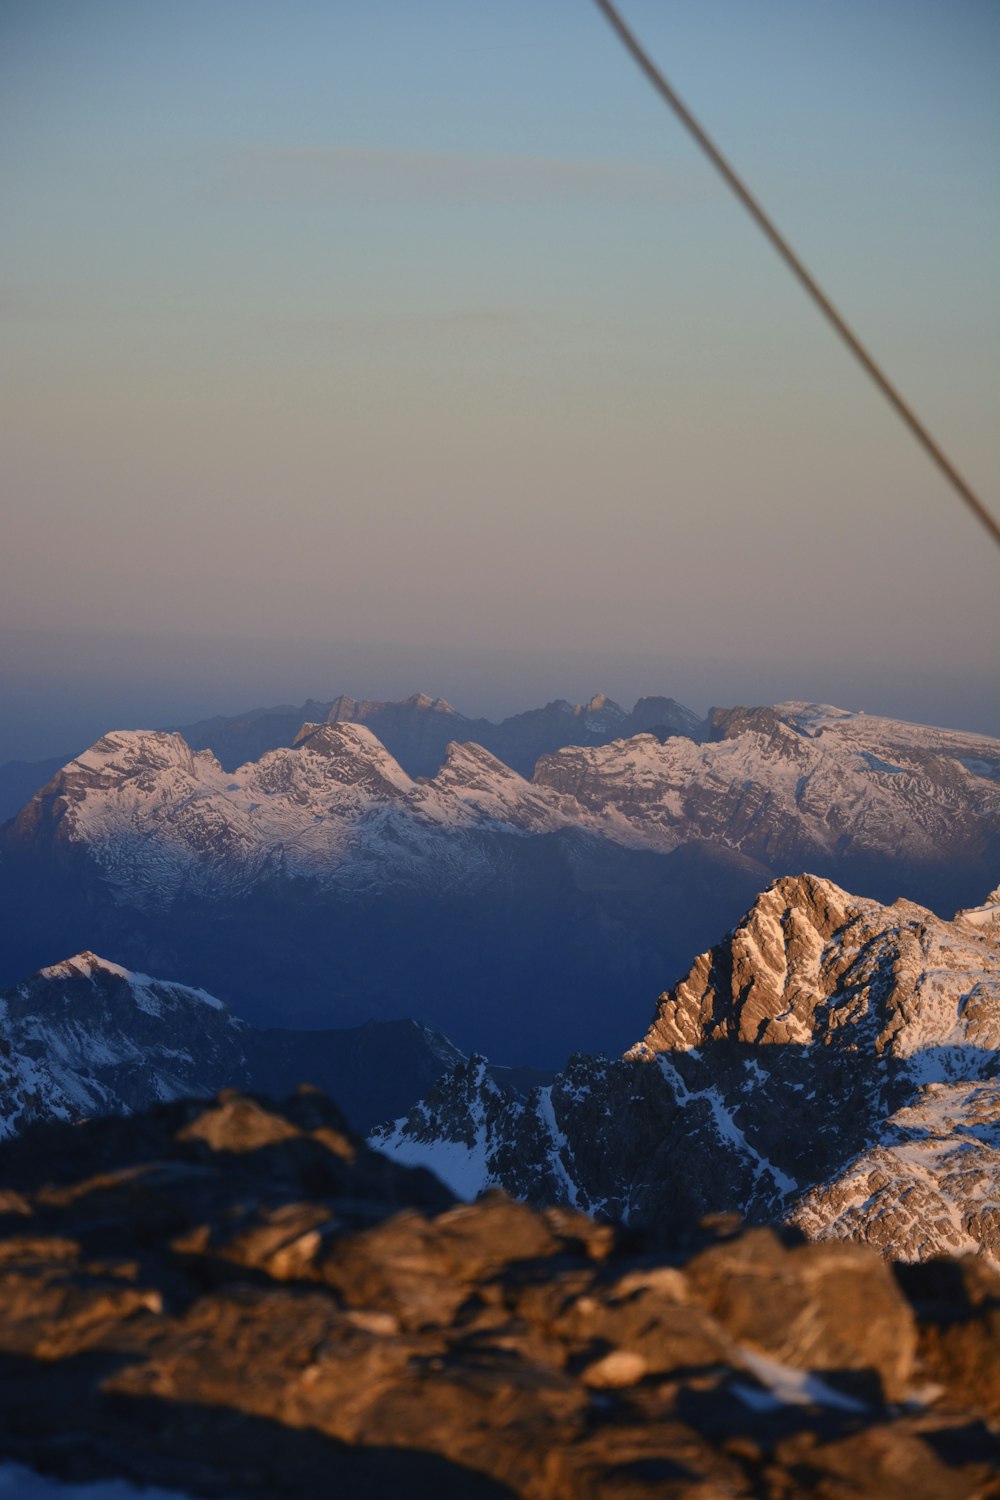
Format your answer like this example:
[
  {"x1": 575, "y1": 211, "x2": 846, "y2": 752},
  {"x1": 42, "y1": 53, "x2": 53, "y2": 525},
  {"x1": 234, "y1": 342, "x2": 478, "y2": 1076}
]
[
  {"x1": 791, "y1": 1079, "x2": 1000, "y2": 1268},
  {"x1": 372, "y1": 874, "x2": 1000, "y2": 1265},
  {"x1": 534, "y1": 701, "x2": 1000, "y2": 883},
  {"x1": 0, "y1": 952, "x2": 249, "y2": 1137},
  {"x1": 9, "y1": 703, "x2": 998, "y2": 914},
  {"x1": 8, "y1": 722, "x2": 583, "y2": 908},
  {"x1": 0, "y1": 954, "x2": 473, "y2": 1139}
]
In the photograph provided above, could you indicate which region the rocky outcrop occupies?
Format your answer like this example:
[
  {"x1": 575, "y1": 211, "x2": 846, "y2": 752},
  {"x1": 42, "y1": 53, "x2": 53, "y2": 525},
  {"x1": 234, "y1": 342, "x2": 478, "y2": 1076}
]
[
  {"x1": 636, "y1": 873, "x2": 1000, "y2": 1063},
  {"x1": 375, "y1": 876, "x2": 1000, "y2": 1264},
  {"x1": 0, "y1": 1088, "x2": 995, "y2": 1498}
]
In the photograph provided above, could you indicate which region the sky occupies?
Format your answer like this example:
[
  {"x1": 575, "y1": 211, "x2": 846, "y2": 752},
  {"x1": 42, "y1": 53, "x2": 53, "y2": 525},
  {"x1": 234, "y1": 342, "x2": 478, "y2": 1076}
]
[{"x1": 2, "y1": 0, "x2": 998, "y2": 761}]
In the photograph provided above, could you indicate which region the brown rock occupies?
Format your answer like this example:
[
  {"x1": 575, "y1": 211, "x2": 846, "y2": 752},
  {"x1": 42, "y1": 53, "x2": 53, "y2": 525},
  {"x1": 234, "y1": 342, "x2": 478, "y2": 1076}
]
[{"x1": 684, "y1": 1229, "x2": 917, "y2": 1400}]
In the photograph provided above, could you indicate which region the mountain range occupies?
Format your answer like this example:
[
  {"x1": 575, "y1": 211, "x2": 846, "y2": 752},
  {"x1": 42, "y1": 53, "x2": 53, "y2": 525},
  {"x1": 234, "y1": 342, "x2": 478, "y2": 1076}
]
[
  {"x1": 1, "y1": 699, "x2": 997, "y2": 1062},
  {"x1": 0, "y1": 688, "x2": 705, "y2": 820},
  {"x1": 180, "y1": 688, "x2": 706, "y2": 778},
  {"x1": 2, "y1": 870, "x2": 996, "y2": 1274},
  {"x1": 1, "y1": 690, "x2": 996, "y2": 1493}
]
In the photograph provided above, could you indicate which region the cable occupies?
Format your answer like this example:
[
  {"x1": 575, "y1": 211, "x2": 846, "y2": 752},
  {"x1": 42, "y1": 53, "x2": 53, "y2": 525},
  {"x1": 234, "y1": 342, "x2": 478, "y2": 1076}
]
[{"x1": 592, "y1": 0, "x2": 1000, "y2": 549}]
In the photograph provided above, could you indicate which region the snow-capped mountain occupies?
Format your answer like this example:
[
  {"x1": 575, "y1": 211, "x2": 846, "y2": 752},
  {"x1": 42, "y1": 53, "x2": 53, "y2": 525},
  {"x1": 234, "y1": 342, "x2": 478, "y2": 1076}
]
[
  {"x1": 9, "y1": 702, "x2": 997, "y2": 907},
  {"x1": 2, "y1": 701, "x2": 996, "y2": 1062},
  {"x1": 373, "y1": 876, "x2": 1000, "y2": 1266},
  {"x1": 0, "y1": 951, "x2": 249, "y2": 1137},
  {"x1": 8, "y1": 722, "x2": 583, "y2": 908},
  {"x1": 179, "y1": 689, "x2": 706, "y2": 778},
  {"x1": 534, "y1": 702, "x2": 1000, "y2": 904},
  {"x1": 0, "y1": 954, "x2": 472, "y2": 1137}
]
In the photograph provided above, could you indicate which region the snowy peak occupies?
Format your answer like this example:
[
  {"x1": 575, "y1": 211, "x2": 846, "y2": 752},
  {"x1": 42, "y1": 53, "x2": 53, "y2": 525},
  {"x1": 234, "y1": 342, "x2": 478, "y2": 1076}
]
[
  {"x1": 431, "y1": 739, "x2": 578, "y2": 831},
  {"x1": 69, "y1": 729, "x2": 213, "y2": 779},
  {"x1": 33, "y1": 950, "x2": 228, "y2": 1013},
  {"x1": 286, "y1": 721, "x2": 415, "y2": 791},
  {"x1": 436, "y1": 738, "x2": 529, "y2": 787},
  {"x1": 0, "y1": 952, "x2": 248, "y2": 1139}
]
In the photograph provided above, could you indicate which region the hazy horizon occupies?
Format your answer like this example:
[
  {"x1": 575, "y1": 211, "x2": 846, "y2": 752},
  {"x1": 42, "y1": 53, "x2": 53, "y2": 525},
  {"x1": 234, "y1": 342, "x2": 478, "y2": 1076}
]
[
  {"x1": 3, "y1": 1, "x2": 997, "y2": 764},
  {"x1": 1, "y1": 621, "x2": 997, "y2": 765}
]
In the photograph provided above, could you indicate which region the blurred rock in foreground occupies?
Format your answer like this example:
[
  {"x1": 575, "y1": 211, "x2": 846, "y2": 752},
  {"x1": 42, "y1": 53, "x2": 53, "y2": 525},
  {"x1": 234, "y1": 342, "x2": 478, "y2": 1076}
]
[{"x1": 0, "y1": 1089, "x2": 996, "y2": 1499}]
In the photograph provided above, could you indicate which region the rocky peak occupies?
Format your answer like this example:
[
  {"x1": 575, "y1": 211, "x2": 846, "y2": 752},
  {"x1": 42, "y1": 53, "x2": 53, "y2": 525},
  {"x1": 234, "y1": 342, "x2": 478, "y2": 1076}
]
[
  {"x1": 636, "y1": 873, "x2": 1000, "y2": 1063},
  {"x1": 0, "y1": 953, "x2": 249, "y2": 1139},
  {"x1": 323, "y1": 693, "x2": 359, "y2": 723},
  {"x1": 73, "y1": 729, "x2": 209, "y2": 779},
  {"x1": 402, "y1": 691, "x2": 459, "y2": 714},
  {"x1": 285, "y1": 722, "x2": 414, "y2": 791},
  {"x1": 630, "y1": 695, "x2": 706, "y2": 738},
  {"x1": 434, "y1": 739, "x2": 526, "y2": 788}
]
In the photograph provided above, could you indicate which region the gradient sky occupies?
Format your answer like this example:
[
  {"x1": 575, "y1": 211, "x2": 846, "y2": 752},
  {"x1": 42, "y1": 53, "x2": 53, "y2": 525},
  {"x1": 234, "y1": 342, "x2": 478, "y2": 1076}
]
[{"x1": 2, "y1": 0, "x2": 998, "y2": 760}]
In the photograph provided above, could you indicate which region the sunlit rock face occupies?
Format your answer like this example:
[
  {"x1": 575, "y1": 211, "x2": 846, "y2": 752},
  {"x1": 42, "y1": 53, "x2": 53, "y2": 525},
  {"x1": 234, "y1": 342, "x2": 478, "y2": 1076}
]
[
  {"x1": 0, "y1": 1087, "x2": 995, "y2": 1499},
  {"x1": 375, "y1": 876, "x2": 1000, "y2": 1266}
]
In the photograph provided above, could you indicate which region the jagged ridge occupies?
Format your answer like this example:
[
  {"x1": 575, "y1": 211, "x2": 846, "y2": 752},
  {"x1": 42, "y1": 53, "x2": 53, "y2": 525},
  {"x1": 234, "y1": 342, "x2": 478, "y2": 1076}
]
[{"x1": 374, "y1": 875, "x2": 1000, "y2": 1267}]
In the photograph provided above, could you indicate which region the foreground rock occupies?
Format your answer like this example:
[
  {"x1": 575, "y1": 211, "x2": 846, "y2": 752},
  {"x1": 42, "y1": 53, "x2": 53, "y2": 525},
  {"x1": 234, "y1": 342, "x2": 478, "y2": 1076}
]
[{"x1": 0, "y1": 1089, "x2": 996, "y2": 1498}]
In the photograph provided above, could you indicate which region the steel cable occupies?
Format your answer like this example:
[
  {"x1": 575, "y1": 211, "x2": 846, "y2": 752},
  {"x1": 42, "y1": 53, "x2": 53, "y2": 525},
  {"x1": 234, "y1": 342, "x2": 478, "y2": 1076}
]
[{"x1": 593, "y1": 0, "x2": 1000, "y2": 548}]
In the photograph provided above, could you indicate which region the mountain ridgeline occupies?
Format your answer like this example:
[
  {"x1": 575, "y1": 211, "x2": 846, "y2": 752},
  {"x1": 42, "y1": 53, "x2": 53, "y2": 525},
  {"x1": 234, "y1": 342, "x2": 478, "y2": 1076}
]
[
  {"x1": 1, "y1": 698, "x2": 997, "y2": 1064},
  {"x1": 0, "y1": 689, "x2": 705, "y2": 820},
  {"x1": 176, "y1": 688, "x2": 707, "y2": 777},
  {"x1": 374, "y1": 874, "x2": 1000, "y2": 1268}
]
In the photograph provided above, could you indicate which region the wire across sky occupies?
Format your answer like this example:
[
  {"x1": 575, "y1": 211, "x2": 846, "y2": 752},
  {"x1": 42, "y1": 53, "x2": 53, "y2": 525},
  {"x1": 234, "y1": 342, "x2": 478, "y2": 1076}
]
[{"x1": 593, "y1": 0, "x2": 1000, "y2": 549}]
